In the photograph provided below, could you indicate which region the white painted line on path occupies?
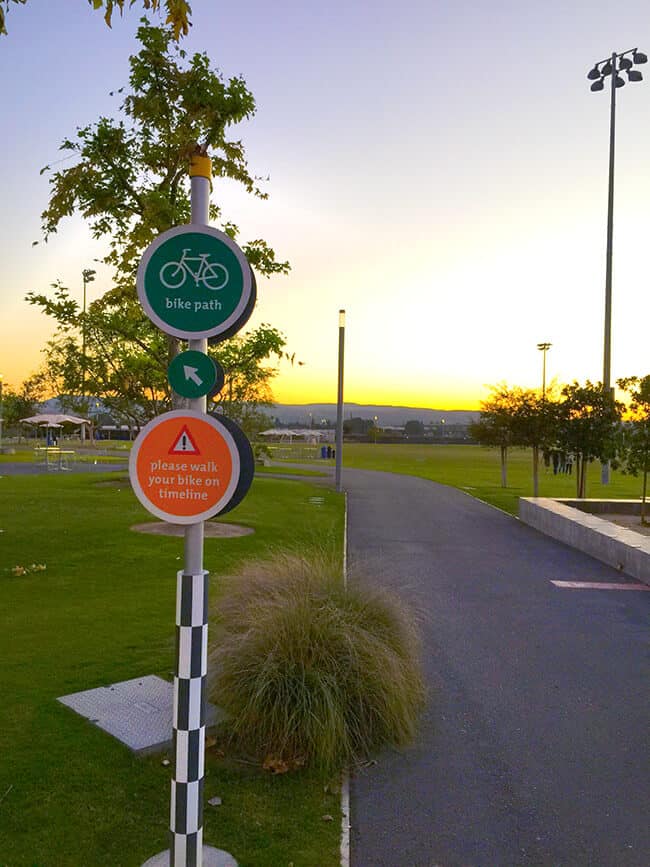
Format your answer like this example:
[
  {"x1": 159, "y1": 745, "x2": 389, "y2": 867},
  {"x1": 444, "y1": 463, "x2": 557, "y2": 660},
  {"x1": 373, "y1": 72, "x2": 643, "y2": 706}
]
[{"x1": 551, "y1": 580, "x2": 650, "y2": 591}]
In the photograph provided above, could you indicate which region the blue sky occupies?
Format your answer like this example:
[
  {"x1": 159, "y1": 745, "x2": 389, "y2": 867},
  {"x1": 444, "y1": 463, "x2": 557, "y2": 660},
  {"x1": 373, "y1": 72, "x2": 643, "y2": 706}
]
[{"x1": 1, "y1": 0, "x2": 650, "y2": 407}]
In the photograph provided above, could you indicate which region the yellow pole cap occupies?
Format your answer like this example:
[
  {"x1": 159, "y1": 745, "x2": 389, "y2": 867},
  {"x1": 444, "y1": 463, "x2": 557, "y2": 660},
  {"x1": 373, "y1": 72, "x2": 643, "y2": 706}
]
[{"x1": 189, "y1": 154, "x2": 212, "y2": 180}]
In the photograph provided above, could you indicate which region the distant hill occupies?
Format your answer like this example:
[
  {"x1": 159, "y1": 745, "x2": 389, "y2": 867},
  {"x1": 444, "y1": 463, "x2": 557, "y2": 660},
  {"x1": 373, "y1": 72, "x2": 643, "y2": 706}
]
[
  {"x1": 38, "y1": 398, "x2": 479, "y2": 429},
  {"x1": 270, "y1": 403, "x2": 478, "y2": 427}
]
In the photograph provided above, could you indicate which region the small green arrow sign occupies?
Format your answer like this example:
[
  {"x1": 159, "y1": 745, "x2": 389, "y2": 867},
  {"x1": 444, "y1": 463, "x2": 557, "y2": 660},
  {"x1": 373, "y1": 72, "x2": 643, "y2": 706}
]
[{"x1": 168, "y1": 351, "x2": 223, "y2": 399}]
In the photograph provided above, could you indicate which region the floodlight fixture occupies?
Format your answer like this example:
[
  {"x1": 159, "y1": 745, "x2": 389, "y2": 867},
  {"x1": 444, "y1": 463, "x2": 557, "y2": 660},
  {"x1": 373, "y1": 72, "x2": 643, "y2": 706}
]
[
  {"x1": 586, "y1": 47, "x2": 646, "y2": 483},
  {"x1": 537, "y1": 343, "x2": 552, "y2": 400}
]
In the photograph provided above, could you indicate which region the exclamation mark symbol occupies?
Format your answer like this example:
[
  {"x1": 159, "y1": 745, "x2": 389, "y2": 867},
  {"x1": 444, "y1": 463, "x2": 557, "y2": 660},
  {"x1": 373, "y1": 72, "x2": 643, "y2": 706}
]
[{"x1": 169, "y1": 425, "x2": 200, "y2": 455}]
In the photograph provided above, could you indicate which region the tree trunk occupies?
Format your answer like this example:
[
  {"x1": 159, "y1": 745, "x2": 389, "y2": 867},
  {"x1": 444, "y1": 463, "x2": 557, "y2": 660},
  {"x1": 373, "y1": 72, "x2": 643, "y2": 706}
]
[
  {"x1": 642, "y1": 469, "x2": 648, "y2": 525},
  {"x1": 532, "y1": 444, "x2": 539, "y2": 497},
  {"x1": 500, "y1": 445, "x2": 507, "y2": 488},
  {"x1": 576, "y1": 454, "x2": 587, "y2": 498}
]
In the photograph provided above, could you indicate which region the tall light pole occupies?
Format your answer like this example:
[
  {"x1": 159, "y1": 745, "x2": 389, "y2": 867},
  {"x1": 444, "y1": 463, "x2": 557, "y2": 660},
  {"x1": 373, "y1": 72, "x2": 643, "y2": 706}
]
[
  {"x1": 587, "y1": 47, "x2": 646, "y2": 482},
  {"x1": 335, "y1": 309, "x2": 346, "y2": 493},
  {"x1": 537, "y1": 342, "x2": 551, "y2": 399},
  {"x1": 81, "y1": 268, "x2": 96, "y2": 403},
  {"x1": 0, "y1": 373, "x2": 4, "y2": 453}
]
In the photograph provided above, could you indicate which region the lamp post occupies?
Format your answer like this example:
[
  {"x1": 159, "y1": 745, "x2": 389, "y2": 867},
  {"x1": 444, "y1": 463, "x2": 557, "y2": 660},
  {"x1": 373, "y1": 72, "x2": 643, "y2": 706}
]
[
  {"x1": 81, "y1": 268, "x2": 96, "y2": 402},
  {"x1": 0, "y1": 373, "x2": 4, "y2": 453},
  {"x1": 587, "y1": 47, "x2": 646, "y2": 482},
  {"x1": 537, "y1": 342, "x2": 551, "y2": 400},
  {"x1": 335, "y1": 309, "x2": 345, "y2": 493}
]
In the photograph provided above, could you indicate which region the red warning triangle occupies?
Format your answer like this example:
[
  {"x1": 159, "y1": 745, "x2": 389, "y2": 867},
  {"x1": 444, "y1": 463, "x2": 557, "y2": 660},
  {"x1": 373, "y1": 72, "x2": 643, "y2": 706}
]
[{"x1": 168, "y1": 424, "x2": 200, "y2": 455}]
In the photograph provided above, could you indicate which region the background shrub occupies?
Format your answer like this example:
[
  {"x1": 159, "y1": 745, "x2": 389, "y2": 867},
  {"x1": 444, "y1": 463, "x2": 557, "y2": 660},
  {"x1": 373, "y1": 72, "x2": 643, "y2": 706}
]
[{"x1": 208, "y1": 552, "x2": 425, "y2": 774}]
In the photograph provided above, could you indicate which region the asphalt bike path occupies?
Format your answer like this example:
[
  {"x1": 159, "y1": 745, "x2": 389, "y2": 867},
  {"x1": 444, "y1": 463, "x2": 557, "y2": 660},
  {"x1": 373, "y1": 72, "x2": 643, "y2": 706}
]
[{"x1": 345, "y1": 468, "x2": 649, "y2": 867}]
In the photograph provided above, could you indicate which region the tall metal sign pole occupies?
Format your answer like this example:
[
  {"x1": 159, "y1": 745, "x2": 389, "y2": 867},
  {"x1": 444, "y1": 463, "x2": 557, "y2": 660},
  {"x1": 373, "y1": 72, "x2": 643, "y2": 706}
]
[
  {"x1": 136, "y1": 154, "x2": 255, "y2": 867},
  {"x1": 335, "y1": 309, "x2": 345, "y2": 493},
  {"x1": 171, "y1": 154, "x2": 217, "y2": 867}
]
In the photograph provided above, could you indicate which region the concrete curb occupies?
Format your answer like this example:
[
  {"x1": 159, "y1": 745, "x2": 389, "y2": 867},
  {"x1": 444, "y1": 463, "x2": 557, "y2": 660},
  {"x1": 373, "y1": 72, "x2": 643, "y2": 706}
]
[{"x1": 519, "y1": 497, "x2": 650, "y2": 586}]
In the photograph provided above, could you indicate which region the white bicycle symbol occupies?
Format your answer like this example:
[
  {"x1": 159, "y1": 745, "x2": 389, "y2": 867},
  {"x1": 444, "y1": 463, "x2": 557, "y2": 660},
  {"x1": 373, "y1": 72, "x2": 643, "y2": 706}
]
[{"x1": 159, "y1": 248, "x2": 229, "y2": 291}]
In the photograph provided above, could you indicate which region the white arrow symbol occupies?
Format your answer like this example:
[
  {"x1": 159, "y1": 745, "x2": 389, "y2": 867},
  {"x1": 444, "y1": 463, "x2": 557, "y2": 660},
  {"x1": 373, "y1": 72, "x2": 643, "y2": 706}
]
[{"x1": 183, "y1": 365, "x2": 203, "y2": 386}]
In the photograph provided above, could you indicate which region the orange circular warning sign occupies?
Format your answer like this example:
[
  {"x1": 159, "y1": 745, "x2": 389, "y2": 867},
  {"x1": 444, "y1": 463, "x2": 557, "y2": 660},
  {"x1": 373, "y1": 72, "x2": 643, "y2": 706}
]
[{"x1": 129, "y1": 410, "x2": 240, "y2": 524}]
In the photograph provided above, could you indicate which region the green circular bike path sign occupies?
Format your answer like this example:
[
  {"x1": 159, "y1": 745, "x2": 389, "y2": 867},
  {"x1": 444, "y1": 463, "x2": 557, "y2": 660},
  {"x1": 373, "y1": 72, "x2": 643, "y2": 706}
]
[{"x1": 137, "y1": 225, "x2": 254, "y2": 339}]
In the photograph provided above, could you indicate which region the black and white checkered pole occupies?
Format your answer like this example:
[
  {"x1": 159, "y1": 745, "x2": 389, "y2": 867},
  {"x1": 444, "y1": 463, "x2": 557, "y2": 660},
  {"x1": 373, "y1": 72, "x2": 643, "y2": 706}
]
[{"x1": 170, "y1": 567, "x2": 209, "y2": 863}]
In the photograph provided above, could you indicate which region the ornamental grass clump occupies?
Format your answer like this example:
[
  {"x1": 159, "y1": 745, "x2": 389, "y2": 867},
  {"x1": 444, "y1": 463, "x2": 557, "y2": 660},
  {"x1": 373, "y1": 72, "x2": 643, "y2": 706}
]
[{"x1": 208, "y1": 552, "x2": 425, "y2": 774}]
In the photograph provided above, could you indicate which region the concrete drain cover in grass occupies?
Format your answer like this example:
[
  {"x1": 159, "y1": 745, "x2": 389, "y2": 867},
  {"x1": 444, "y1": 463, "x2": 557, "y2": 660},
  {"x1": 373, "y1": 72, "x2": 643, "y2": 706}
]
[
  {"x1": 131, "y1": 522, "x2": 254, "y2": 538},
  {"x1": 143, "y1": 848, "x2": 238, "y2": 867},
  {"x1": 58, "y1": 675, "x2": 221, "y2": 754}
]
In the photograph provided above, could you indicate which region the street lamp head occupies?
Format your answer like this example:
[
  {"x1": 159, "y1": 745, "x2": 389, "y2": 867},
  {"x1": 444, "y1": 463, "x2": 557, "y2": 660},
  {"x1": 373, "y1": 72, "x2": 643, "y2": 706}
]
[
  {"x1": 82, "y1": 268, "x2": 96, "y2": 282},
  {"x1": 619, "y1": 56, "x2": 633, "y2": 71},
  {"x1": 587, "y1": 65, "x2": 601, "y2": 80},
  {"x1": 628, "y1": 69, "x2": 643, "y2": 82},
  {"x1": 633, "y1": 50, "x2": 648, "y2": 64},
  {"x1": 537, "y1": 342, "x2": 551, "y2": 352},
  {"x1": 601, "y1": 60, "x2": 613, "y2": 75},
  {"x1": 614, "y1": 74, "x2": 626, "y2": 88},
  {"x1": 590, "y1": 78, "x2": 605, "y2": 92}
]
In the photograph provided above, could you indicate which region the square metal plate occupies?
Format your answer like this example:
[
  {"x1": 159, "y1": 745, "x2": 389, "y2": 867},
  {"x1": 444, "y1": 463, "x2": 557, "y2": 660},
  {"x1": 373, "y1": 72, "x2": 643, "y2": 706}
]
[{"x1": 58, "y1": 675, "x2": 221, "y2": 754}]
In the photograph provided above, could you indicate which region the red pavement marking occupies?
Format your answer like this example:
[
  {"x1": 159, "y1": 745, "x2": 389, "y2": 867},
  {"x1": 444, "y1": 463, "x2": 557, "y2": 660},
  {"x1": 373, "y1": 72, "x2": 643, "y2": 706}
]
[{"x1": 551, "y1": 580, "x2": 650, "y2": 591}]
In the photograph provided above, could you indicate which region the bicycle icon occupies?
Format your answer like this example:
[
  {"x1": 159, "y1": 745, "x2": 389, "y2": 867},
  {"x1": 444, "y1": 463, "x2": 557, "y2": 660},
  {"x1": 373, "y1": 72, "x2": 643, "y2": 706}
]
[{"x1": 159, "y1": 248, "x2": 229, "y2": 291}]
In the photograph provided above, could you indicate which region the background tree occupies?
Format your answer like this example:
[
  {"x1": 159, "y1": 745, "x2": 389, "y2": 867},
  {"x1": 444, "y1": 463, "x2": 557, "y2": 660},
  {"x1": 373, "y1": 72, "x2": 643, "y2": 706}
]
[
  {"x1": 0, "y1": 378, "x2": 41, "y2": 436},
  {"x1": 28, "y1": 21, "x2": 290, "y2": 428},
  {"x1": 404, "y1": 420, "x2": 425, "y2": 436},
  {"x1": 556, "y1": 380, "x2": 623, "y2": 498},
  {"x1": 1, "y1": 0, "x2": 192, "y2": 37},
  {"x1": 343, "y1": 418, "x2": 375, "y2": 436},
  {"x1": 469, "y1": 384, "x2": 523, "y2": 488},
  {"x1": 512, "y1": 388, "x2": 560, "y2": 497},
  {"x1": 210, "y1": 324, "x2": 289, "y2": 437},
  {"x1": 26, "y1": 282, "x2": 289, "y2": 436},
  {"x1": 617, "y1": 375, "x2": 650, "y2": 524}
]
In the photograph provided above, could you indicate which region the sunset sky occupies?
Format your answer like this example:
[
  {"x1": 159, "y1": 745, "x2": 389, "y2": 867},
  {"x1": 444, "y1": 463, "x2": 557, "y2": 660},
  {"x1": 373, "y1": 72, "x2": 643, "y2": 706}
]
[{"x1": 1, "y1": 0, "x2": 650, "y2": 410}]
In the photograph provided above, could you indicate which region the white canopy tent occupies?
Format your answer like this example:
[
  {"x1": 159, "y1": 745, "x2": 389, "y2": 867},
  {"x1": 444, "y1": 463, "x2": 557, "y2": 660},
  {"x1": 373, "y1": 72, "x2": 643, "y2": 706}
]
[
  {"x1": 259, "y1": 428, "x2": 324, "y2": 444},
  {"x1": 21, "y1": 414, "x2": 92, "y2": 441}
]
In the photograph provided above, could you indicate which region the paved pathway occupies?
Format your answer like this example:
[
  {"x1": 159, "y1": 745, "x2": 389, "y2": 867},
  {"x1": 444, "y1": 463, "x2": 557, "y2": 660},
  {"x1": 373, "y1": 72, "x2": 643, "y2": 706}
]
[
  {"x1": 345, "y1": 469, "x2": 650, "y2": 867},
  {"x1": 0, "y1": 460, "x2": 127, "y2": 476}
]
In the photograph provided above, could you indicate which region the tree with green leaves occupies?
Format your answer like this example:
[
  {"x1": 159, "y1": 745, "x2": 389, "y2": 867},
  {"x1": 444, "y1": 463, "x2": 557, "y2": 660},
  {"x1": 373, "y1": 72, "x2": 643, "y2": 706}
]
[
  {"x1": 27, "y1": 281, "x2": 289, "y2": 437},
  {"x1": 27, "y1": 20, "x2": 291, "y2": 434},
  {"x1": 1, "y1": 0, "x2": 192, "y2": 37},
  {"x1": 555, "y1": 380, "x2": 623, "y2": 498},
  {"x1": 511, "y1": 387, "x2": 560, "y2": 497},
  {"x1": 404, "y1": 420, "x2": 425, "y2": 436},
  {"x1": 469, "y1": 384, "x2": 523, "y2": 488},
  {"x1": 617, "y1": 375, "x2": 650, "y2": 524}
]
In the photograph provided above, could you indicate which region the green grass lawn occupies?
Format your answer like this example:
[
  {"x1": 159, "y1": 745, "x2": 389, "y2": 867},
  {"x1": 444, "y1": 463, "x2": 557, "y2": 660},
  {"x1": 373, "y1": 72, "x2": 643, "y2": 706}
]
[
  {"x1": 0, "y1": 471, "x2": 344, "y2": 866},
  {"x1": 0, "y1": 449, "x2": 127, "y2": 465},
  {"x1": 341, "y1": 443, "x2": 644, "y2": 515},
  {"x1": 254, "y1": 465, "x2": 328, "y2": 477}
]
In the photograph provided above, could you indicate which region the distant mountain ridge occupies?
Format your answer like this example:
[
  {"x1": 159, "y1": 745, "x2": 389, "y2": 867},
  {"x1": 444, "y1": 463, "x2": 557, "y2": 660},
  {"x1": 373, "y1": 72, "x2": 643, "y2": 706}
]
[{"x1": 270, "y1": 403, "x2": 478, "y2": 427}]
